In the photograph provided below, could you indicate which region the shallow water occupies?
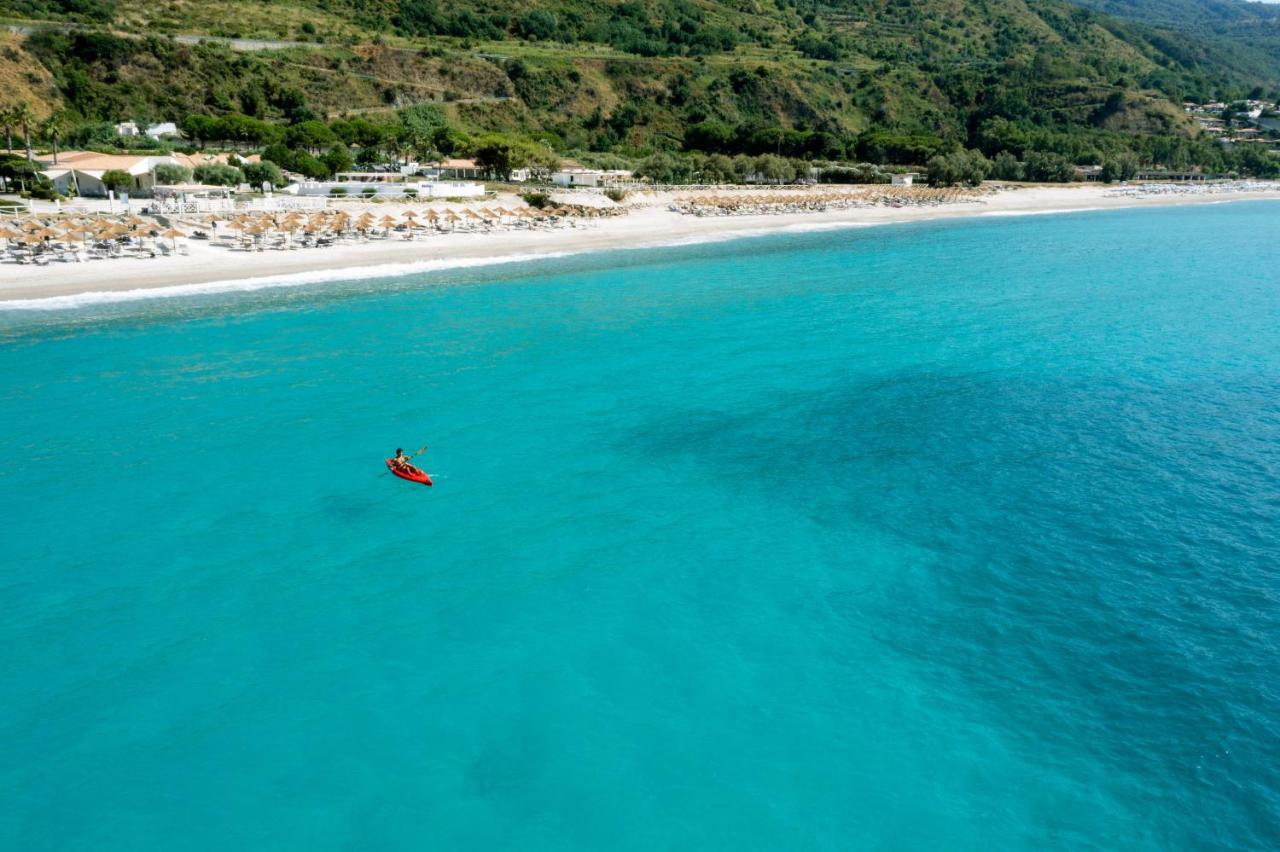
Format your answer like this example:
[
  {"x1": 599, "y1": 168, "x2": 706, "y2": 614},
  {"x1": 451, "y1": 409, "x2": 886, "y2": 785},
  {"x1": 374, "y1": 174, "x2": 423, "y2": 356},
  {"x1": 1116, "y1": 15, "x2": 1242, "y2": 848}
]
[{"x1": 2, "y1": 204, "x2": 1279, "y2": 849}]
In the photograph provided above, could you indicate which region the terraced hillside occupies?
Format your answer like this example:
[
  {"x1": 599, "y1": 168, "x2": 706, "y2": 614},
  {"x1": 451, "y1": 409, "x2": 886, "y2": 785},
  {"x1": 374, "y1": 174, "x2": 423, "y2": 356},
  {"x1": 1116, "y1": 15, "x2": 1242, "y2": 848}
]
[{"x1": 4, "y1": 0, "x2": 1279, "y2": 174}]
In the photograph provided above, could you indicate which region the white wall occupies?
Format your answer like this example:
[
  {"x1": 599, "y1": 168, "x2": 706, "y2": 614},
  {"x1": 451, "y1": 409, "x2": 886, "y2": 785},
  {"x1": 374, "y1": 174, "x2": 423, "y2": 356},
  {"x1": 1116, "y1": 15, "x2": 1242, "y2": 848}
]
[
  {"x1": 420, "y1": 181, "x2": 484, "y2": 198},
  {"x1": 296, "y1": 180, "x2": 485, "y2": 199},
  {"x1": 552, "y1": 172, "x2": 600, "y2": 187}
]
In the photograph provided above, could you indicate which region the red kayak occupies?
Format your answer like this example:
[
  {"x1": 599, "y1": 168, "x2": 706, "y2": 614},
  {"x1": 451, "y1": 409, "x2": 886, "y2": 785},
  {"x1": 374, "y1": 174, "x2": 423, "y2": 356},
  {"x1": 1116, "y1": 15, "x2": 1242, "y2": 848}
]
[{"x1": 386, "y1": 459, "x2": 432, "y2": 486}]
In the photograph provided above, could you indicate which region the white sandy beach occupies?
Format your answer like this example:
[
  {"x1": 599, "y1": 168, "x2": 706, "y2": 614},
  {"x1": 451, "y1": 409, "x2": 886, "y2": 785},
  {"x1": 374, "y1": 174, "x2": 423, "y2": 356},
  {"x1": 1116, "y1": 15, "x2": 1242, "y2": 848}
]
[{"x1": 4, "y1": 182, "x2": 1279, "y2": 306}]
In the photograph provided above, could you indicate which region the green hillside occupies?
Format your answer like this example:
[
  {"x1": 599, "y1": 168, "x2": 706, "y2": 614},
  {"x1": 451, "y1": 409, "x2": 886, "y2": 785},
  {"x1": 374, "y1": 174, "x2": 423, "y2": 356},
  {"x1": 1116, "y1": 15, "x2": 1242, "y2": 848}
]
[
  {"x1": 1064, "y1": 0, "x2": 1280, "y2": 31},
  {"x1": 1064, "y1": 0, "x2": 1280, "y2": 87},
  {"x1": 4, "y1": 0, "x2": 1280, "y2": 179}
]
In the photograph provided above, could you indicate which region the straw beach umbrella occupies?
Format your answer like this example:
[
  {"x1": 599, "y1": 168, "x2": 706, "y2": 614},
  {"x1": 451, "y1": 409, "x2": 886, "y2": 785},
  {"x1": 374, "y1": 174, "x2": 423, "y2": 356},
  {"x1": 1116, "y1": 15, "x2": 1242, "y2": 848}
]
[
  {"x1": 160, "y1": 228, "x2": 186, "y2": 251},
  {"x1": 61, "y1": 227, "x2": 90, "y2": 248}
]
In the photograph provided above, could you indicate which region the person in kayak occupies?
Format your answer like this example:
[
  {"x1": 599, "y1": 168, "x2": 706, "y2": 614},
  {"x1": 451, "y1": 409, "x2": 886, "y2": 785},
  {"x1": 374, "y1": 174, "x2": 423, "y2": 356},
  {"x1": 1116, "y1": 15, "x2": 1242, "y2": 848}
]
[{"x1": 390, "y1": 447, "x2": 422, "y2": 473}]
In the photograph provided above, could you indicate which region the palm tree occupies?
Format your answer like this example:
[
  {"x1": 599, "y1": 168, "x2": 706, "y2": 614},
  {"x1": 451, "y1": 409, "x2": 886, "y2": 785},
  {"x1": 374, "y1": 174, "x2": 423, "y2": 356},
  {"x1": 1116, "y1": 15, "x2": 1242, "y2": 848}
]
[
  {"x1": 13, "y1": 102, "x2": 35, "y2": 162},
  {"x1": 379, "y1": 132, "x2": 402, "y2": 168},
  {"x1": 0, "y1": 106, "x2": 14, "y2": 154},
  {"x1": 42, "y1": 113, "x2": 65, "y2": 165}
]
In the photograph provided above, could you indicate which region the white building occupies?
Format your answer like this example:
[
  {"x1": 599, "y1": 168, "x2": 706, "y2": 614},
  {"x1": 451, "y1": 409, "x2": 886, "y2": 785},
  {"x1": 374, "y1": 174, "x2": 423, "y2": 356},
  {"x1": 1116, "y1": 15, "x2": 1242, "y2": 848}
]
[
  {"x1": 433, "y1": 158, "x2": 485, "y2": 180},
  {"x1": 890, "y1": 172, "x2": 918, "y2": 186},
  {"x1": 39, "y1": 151, "x2": 180, "y2": 196},
  {"x1": 113, "y1": 121, "x2": 180, "y2": 139},
  {"x1": 419, "y1": 160, "x2": 536, "y2": 183},
  {"x1": 550, "y1": 166, "x2": 633, "y2": 187},
  {"x1": 39, "y1": 150, "x2": 258, "y2": 197}
]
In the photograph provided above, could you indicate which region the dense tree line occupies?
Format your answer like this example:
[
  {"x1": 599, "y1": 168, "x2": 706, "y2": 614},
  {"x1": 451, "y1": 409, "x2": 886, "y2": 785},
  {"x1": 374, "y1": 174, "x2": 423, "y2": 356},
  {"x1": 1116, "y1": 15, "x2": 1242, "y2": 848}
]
[
  {"x1": 925, "y1": 150, "x2": 990, "y2": 187},
  {"x1": 12, "y1": 0, "x2": 1280, "y2": 190},
  {"x1": 178, "y1": 108, "x2": 560, "y2": 182}
]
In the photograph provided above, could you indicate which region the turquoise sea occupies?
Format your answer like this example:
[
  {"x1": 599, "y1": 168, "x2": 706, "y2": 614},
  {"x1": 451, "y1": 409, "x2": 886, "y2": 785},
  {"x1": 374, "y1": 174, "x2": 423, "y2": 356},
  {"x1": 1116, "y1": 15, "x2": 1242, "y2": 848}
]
[{"x1": 2, "y1": 203, "x2": 1279, "y2": 849}]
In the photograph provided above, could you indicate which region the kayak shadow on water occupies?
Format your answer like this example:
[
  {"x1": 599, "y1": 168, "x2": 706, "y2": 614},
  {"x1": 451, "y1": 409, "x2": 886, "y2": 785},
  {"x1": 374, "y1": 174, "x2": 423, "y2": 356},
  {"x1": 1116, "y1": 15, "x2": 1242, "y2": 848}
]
[{"x1": 320, "y1": 493, "x2": 384, "y2": 521}]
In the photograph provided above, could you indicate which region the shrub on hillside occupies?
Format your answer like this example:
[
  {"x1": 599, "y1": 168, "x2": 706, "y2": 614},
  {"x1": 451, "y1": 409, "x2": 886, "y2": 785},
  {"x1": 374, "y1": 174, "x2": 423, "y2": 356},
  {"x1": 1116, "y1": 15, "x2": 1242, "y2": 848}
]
[
  {"x1": 926, "y1": 149, "x2": 990, "y2": 187},
  {"x1": 28, "y1": 176, "x2": 62, "y2": 200},
  {"x1": 100, "y1": 169, "x2": 132, "y2": 192},
  {"x1": 152, "y1": 163, "x2": 191, "y2": 185},
  {"x1": 989, "y1": 151, "x2": 1023, "y2": 181},
  {"x1": 1022, "y1": 151, "x2": 1075, "y2": 182},
  {"x1": 753, "y1": 154, "x2": 795, "y2": 184},
  {"x1": 819, "y1": 164, "x2": 888, "y2": 184},
  {"x1": 193, "y1": 163, "x2": 244, "y2": 186},
  {"x1": 1099, "y1": 152, "x2": 1139, "y2": 183},
  {"x1": 634, "y1": 152, "x2": 694, "y2": 184},
  {"x1": 241, "y1": 160, "x2": 285, "y2": 188},
  {"x1": 0, "y1": 156, "x2": 42, "y2": 192}
]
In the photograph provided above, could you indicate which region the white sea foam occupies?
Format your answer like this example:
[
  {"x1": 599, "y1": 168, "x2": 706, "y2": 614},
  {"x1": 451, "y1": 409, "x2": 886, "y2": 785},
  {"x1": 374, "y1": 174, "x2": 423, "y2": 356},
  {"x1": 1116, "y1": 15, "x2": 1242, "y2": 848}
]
[
  {"x1": 979, "y1": 207, "x2": 1106, "y2": 217},
  {"x1": 624, "y1": 218, "x2": 881, "y2": 249},
  {"x1": 0, "y1": 220, "x2": 883, "y2": 311},
  {"x1": 0, "y1": 251, "x2": 575, "y2": 311}
]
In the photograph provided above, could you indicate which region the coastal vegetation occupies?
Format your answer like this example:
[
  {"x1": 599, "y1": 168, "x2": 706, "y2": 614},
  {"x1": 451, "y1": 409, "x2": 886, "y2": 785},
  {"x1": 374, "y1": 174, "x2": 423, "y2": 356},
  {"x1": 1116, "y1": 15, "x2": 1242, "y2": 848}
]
[
  {"x1": 5, "y1": 0, "x2": 1280, "y2": 182},
  {"x1": 925, "y1": 151, "x2": 991, "y2": 188},
  {"x1": 150, "y1": 163, "x2": 190, "y2": 184},
  {"x1": 521, "y1": 190, "x2": 551, "y2": 208}
]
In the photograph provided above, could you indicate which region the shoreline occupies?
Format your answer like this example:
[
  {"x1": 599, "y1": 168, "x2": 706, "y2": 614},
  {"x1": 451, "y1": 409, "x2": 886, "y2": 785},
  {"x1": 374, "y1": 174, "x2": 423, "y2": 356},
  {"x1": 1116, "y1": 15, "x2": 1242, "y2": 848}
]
[{"x1": 5, "y1": 184, "x2": 1280, "y2": 309}]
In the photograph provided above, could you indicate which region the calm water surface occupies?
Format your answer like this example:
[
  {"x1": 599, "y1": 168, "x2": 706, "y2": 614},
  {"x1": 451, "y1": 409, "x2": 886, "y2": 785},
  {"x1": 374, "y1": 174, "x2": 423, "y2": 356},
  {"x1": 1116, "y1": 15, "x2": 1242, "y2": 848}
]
[{"x1": 2, "y1": 204, "x2": 1279, "y2": 850}]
